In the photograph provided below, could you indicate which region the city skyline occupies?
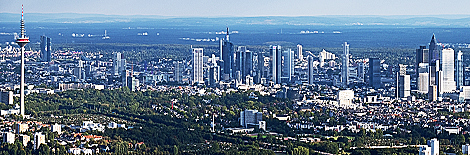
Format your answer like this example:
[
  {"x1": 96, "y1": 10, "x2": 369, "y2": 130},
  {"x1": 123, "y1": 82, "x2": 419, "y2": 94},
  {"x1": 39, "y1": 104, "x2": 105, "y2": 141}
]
[{"x1": 2, "y1": 0, "x2": 470, "y2": 17}]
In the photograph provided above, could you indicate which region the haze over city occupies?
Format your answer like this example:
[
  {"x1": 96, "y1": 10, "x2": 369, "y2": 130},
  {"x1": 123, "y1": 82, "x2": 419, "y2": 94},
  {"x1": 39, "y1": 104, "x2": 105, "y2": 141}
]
[{"x1": 2, "y1": 0, "x2": 470, "y2": 16}]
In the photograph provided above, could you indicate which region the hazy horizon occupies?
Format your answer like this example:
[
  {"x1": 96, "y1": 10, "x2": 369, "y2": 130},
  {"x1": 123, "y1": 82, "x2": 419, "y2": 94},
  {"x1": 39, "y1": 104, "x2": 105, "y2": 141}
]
[{"x1": 2, "y1": 0, "x2": 470, "y2": 17}]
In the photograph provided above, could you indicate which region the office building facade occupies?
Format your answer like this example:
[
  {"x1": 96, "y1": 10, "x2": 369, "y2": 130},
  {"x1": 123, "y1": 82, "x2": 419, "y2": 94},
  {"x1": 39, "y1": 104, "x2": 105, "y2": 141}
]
[
  {"x1": 40, "y1": 35, "x2": 52, "y2": 62},
  {"x1": 192, "y1": 48, "x2": 204, "y2": 84},
  {"x1": 271, "y1": 45, "x2": 282, "y2": 84},
  {"x1": 222, "y1": 29, "x2": 234, "y2": 80},
  {"x1": 369, "y1": 58, "x2": 381, "y2": 88},
  {"x1": 342, "y1": 42, "x2": 350, "y2": 87},
  {"x1": 240, "y1": 109, "x2": 263, "y2": 128},
  {"x1": 440, "y1": 48, "x2": 456, "y2": 93},
  {"x1": 456, "y1": 50, "x2": 464, "y2": 89}
]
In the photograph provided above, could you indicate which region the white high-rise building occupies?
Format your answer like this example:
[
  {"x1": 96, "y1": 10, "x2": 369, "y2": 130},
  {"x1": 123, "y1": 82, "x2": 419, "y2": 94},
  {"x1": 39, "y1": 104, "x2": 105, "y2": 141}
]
[
  {"x1": 418, "y1": 73, "x2": 429, "y2": 93},
  {"x1": 341, "y1": 42, "x2": 349, "y2": 87},
  {"x1": 419, "y1": 138, "x2": 439, "y2": 155},
  {"x1": 337, "y1": 90, "x2": 355, "y2": 108},
  {"x1": 429, "y1": 138, "x2": 439, "y2": 155},
  {"x1": 319, "y1": 49, "x2": 336, "y2": 68},
  {"x1": 297, "y1": 44, "x2": 303, "y2": 61},
  {"x1": 397, "y1": 64, "x2": 410, "y2": 98},
  {"x1": 52, "y1": 124, "x2": 62, "y2": 135},
  {"x1": 463, "y1": 144, "x2": 470, "y2": 155},
  {"x1": 271, "y1": 45, "x2": 282, "y2": 84},
  {"x1": 192, "y1": 48, "x2": 204, "y2": 84},
  {"x1": 440, "y1": 48, "x2": 456, "y2": 92},
  {"x1": 34, "y1": 132, "x2": 46, "y2": 150},
  {"x1": 3, "y1": 132, "x2": 15, "y2": 144},
  {"x1": 19, "y1": 134, "x2": 30, "y2": 147},
  {"x1": 461, "y1": 86, "x2": 470, "y2": 100},
  {"x1": 113, "y1": 52, "x2": 121, "y2": 76}
]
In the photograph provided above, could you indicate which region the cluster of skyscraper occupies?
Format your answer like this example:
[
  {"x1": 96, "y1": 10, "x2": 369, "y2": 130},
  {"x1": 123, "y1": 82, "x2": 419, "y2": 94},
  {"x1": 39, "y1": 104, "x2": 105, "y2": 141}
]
[
  {"x1": 111, "y1": 52, "x2": 138, "y2": 91},
  {"x1": 191, "y1": 28, "x2": 301, "y2": 87},
  {"x1": 414, "y1": 35, "x2": 464, "y2": 101},
  {"x1": 338, "y1": 42, "x2": 380, "y2": 89}
]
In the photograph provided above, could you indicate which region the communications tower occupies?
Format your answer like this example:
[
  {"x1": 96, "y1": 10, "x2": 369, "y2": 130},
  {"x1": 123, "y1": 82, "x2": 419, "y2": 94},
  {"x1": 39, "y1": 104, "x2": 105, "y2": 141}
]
[{"x1": 16, "y1": 5, "x2": 29, "y2": 117}]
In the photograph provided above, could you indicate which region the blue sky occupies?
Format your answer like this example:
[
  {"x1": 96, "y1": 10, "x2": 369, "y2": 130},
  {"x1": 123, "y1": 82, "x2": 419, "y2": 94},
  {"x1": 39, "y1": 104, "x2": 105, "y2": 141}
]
[{"x1": 2, "y1": 0, "x2": 470, "y2": 17}]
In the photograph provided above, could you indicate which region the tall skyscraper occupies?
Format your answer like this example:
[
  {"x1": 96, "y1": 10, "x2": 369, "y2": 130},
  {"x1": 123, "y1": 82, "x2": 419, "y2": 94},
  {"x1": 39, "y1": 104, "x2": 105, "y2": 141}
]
[
  {"x1": 271, "y1": 45, "x2": 282, "y2": 84},
  {"x1": 428, "y1": 35, "x2": 441, "y2": 97},
  {"x1": 16, "y1": 5, "x2": 29, "y2": 117},
  {"x1": 429, "y1": 34, "x2": 440, "y2": 64},
  {"x1": 297, "y1": 44, "x2": 303, "y2": 61},
  {"x1": 208, "y1": 65, "x2": 220, "y2": 87},
  {"x1": 440, "y1": 48, "x2": 456, "y2": 93},
  {"x1": 113, "y1": 52, "x2": 126, "y2": 77},
  {"x1": 235, "y1": 46, "x2": 253, "y2": 82},
  {"x1": 192, "y1": 48, "x2": 204, "y2": 84},
  {"x1": 341, "y1": 42, "x2": 350, "y2": 87},
  {"x1": 73, "y1": 60, "x2": 86, "y2": 82},
  {"x1": 417, "y1": 46, "x2": 429, "y2": 64},
  {"x1": 255, "y1": 52, "x2": 265, "y2": 84},
  {"x1": 235, "y1": 46, "x2": 245, "y2": 76},
  {"x1": 418, "y1": 63, "x2": 429, "y2": 93},
  {"x1": 416, "y1": 46, "x2": 429, "y2": 78},
  {"x1": 418, "y1": 72, "x2": 429, "y2": 93},
  {"x1": 113, "y1": 52, "x2": 121, "y2": 76},
  {"x1": 358, "y1": 62, "x2": 365, "y2": 82},
  {"x1": 369, "y1": 58, "x2": 381, "y2": 89},
  {"x1": 282, "y1": 49, "x2": 294, "y2": 83},
  {"x1": 222, "y1": 27, "x2": 234, "y2": 80},
  {"x1": 307, "y1": 56, "x2": 314, "y2": 85},
  {"x1": 40, "y1": 35, "x2": 51, "y2": 62},
  {"x1": 397, "y1": 64, "x2": 410, "y2": 98},
  {"x1": 244, "y1": 50, "x2": 253, "y2": 79},
  {"x1": 174, "y1": 61, "x2": 183, "y2": 83},
  {"x1": 456, "y1": 50, "x2": 464, "y2": 89}
]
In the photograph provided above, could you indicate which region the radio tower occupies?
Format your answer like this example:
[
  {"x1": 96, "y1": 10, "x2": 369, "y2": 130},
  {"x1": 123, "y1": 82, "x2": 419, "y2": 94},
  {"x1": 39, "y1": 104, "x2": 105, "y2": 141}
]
[{"x1": 16, "y1": 5, "x2": 29, "y2": 117}]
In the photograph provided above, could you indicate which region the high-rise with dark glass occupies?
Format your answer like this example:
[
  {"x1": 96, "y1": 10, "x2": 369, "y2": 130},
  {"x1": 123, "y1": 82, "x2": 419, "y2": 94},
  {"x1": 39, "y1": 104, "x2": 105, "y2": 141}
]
[
  {"x1": 307, "y1": 56, "x2": 314, "y2": 85},
  {"x1": 369, "y1": 58, "x2": 381, "y2": 89},
  {"x1": 416, "y1": 46, "x2": 428, "y2": 78},
  {"x1": 428, "y1": 34, "x2": 441, "y2": 100},
  {"x1": 222, "y1": 27, "x2": 234, "y2": 80},
  {"x1": 40, "y1": 35, "x2": 51, "y2": 62},
  {"x1": 428, "y1": 35, "x2": 441, "y2": 86},
  {"x1": 235, "y1": 46, "x2": 253, "y2": 82}
]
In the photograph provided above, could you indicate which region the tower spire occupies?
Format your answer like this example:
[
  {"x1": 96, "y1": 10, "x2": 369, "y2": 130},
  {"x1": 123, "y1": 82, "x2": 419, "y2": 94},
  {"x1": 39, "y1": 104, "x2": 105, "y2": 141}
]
[
  {"x1": 431, "y1": 34, "x2": 436, "y2": 44},
  {"x1": 226, "y1": 27, "x2": 229, "y2": 41},
  {"x1": 20, "y1": 5, "x2": 26, "y2": 38}
]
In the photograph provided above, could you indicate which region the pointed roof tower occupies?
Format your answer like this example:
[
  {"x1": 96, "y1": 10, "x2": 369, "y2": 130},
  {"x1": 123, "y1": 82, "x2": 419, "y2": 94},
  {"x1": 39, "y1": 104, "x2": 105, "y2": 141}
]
[
  {"x1": 225, "y1": 27, "x2": 229, "y2": 41},
  {"x1": 430, "y1": 34, "x2": 436, "y2": 44},
  {"x1": 16, "y1": 4, "x2": 29, "y2": 47}
]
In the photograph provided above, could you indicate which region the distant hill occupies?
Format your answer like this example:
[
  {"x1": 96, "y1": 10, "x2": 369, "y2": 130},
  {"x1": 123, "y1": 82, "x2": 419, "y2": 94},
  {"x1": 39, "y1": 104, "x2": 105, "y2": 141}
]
[{"x1": 1, "y1": 13, "x2": 470, "y2": 27}]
